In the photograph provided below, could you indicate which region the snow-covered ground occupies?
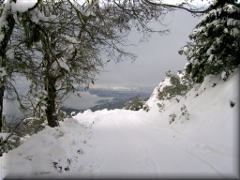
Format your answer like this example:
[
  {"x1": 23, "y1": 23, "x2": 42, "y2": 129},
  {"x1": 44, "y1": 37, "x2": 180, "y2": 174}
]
[{"x1": 0, "y1": 68, "x2": 239, "y2": 179}]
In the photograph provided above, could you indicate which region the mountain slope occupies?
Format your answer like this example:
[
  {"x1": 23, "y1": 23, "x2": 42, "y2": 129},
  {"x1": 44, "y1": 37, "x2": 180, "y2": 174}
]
[{"x1": 0, "y1": 68, "x2": 239, "y2": 179}]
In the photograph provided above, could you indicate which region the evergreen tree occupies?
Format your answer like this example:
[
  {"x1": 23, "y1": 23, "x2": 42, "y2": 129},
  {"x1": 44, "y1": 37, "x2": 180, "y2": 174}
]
[
  {"x1": 124, "y1": 96, "x2": 144, "y2": 111},
  {"x1": 179, "y1": 0, "x2": 240, "y2": 83}
]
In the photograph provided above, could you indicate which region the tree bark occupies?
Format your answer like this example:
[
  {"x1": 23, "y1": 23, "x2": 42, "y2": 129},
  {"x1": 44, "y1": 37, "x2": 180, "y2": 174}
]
[
  {"x1": 44, "y1": 77, "x2": 59, "y2": 127},
  {"x1": 0, "y1": 85, "x2": 5, "y2": 132}
]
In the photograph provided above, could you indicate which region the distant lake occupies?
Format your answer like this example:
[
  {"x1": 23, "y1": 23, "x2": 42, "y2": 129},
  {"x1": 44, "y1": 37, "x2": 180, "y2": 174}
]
[
  {"x1": 63, "y1": 91, "x2": 113, "y2": 110},
  {"x1": 3, "y1": 83, "x2": 151, "y2": 123},
  {"x1": 4, "y1": 91, "x2": 113, "y2": 123}
]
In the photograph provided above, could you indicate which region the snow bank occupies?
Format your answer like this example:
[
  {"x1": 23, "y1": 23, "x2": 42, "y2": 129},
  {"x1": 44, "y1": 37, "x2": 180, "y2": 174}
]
[
  {"x1": 0, "y1": 133, "x2": 11, "y2": 142},
  {"x1": 1, "y1": 118, "x2": 94, "y2": 178},
  {"x1": 0, "y1": 68, "x2": 239, "y2": 179},
  {"x1": 145, "y1": 68, "x2": 239, "y2": 177},
  {"x1": 11, "y1": 0, "x2": 38, "y2": 13}
]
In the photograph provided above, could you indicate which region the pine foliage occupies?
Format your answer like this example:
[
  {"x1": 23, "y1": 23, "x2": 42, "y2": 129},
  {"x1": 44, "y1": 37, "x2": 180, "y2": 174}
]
[{"x1": 179, "y1": 0, "x2": 240, "y2": 83}]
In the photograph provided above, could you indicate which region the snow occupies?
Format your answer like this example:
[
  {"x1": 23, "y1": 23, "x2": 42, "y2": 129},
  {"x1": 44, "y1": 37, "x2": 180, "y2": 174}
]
[
  {"x1": 10, "y1": 0, "x2": 38, "y2": 13},
  {"x1": 224, "y1": 28, "x2": 229, "y2": 34},
  {"x1": 0, "y1": 133, "x2": 11, "y2": 142},
  {"x1": 221, "y1": 71, "x2": 227, "y2": 80},
  {"x1": 5, "y1": 49, "x2": 14, "y2": 60},
  {"x1": 0, "y1": 67, "x2": 7, "y2": 78},
  {"x1": 225, "y1": 4, "x2": 240, "y2": 14},
  {"x1": 52, "y1": 58, "x2": 70, "y2": 72},
  {"x1": 227, "y1": 19, "x2": 240, "y2": 27},
  {"x1": 182, "y1": 46, "x2": 189, "y2": 55},
  {"x1": 0, "y1": 67, "x2": 239, "y2": 179},
  {"x1": 230, "y1": 28, "x2": 240, "y2": 37}
]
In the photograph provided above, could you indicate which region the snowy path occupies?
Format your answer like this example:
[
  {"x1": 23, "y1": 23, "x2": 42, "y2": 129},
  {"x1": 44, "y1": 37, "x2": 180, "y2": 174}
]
[
  {"x1": 1, "y1": 107, "x2": 237, "y2": 179},
  {"x1": 76, "y1": 110, "x2": 234, "y2": 178},
  {"x1": 1, "y1": 69, "x2": 238, "y2": 179}
]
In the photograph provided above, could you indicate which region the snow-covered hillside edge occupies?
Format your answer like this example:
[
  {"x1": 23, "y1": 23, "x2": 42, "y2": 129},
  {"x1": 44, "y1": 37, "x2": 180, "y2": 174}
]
[{"x1": 1, "y1": 68, "x2": 239, "y2": 179}]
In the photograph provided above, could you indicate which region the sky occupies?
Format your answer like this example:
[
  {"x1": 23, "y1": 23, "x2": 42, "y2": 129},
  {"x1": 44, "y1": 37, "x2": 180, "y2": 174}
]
[{"x1": 94, "y1": 9, "x2": 201, "y2": 91}]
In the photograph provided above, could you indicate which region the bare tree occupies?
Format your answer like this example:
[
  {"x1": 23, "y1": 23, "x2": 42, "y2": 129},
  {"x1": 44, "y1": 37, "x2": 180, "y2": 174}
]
[{"x1": 18, "y1": 0, "x2": 168, "y2": 127}]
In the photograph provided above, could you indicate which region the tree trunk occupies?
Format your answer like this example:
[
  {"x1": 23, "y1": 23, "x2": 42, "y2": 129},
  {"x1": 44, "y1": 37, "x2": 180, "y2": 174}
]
[
  {"x1": 0, "y1": 2, "x2": 15, "y2": 132},
  {"x1": 0, "y1": 85, "x2": 4, "y2": 132},
  {"x1": 44, "y1": 77, "x2": 59, "y2": 127}
]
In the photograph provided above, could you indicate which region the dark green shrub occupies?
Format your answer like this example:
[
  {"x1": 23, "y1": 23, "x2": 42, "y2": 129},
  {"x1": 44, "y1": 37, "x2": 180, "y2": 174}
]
[
  {"x1": 158, "y1": 70, "x2": 193, "y2": 100},
  {"x1": 124, "y1": 96, "x2": 145, "y2": 111}
]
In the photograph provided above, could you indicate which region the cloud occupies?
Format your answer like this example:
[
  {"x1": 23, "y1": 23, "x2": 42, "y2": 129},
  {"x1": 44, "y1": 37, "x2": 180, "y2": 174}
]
[{"x1": 95, "y1": 10, "x2": 200, "y2": 90}]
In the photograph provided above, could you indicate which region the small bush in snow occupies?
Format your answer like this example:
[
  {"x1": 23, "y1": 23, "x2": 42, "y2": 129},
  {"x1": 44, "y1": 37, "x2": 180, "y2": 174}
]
[
  {"x1": 169, "y1": 113, "x2": 176, "y2": 124},
  {"x1": 157, "y1": 102, "x2": 166, "y2": 112},
  {"x1": 169, "y1": 105, "x2": 190, "y2": 124},
  {"x1": 158, "y1": 70, "x2": 193, "y2": 101},
  {"x1": 179, "y1": 104, "x2": 190, "y2": 121},
  {"x1": 124, "y1": 96, "x2": 145, "y2": 111},
  {"x1": 143, "y1": 104, "x2": 150, "y2": 112}
]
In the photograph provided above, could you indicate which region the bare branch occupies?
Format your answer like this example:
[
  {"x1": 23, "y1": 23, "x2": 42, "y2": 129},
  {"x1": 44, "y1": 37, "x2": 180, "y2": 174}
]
[{"x1": 142, "y1": 0, "x2": 210, "y2": 14}]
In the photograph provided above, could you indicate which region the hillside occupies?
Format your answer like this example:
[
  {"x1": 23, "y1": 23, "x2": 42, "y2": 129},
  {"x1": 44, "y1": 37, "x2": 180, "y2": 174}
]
[{"x1": 0, "y1": 68, "x2": 239, "y2": 179}]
